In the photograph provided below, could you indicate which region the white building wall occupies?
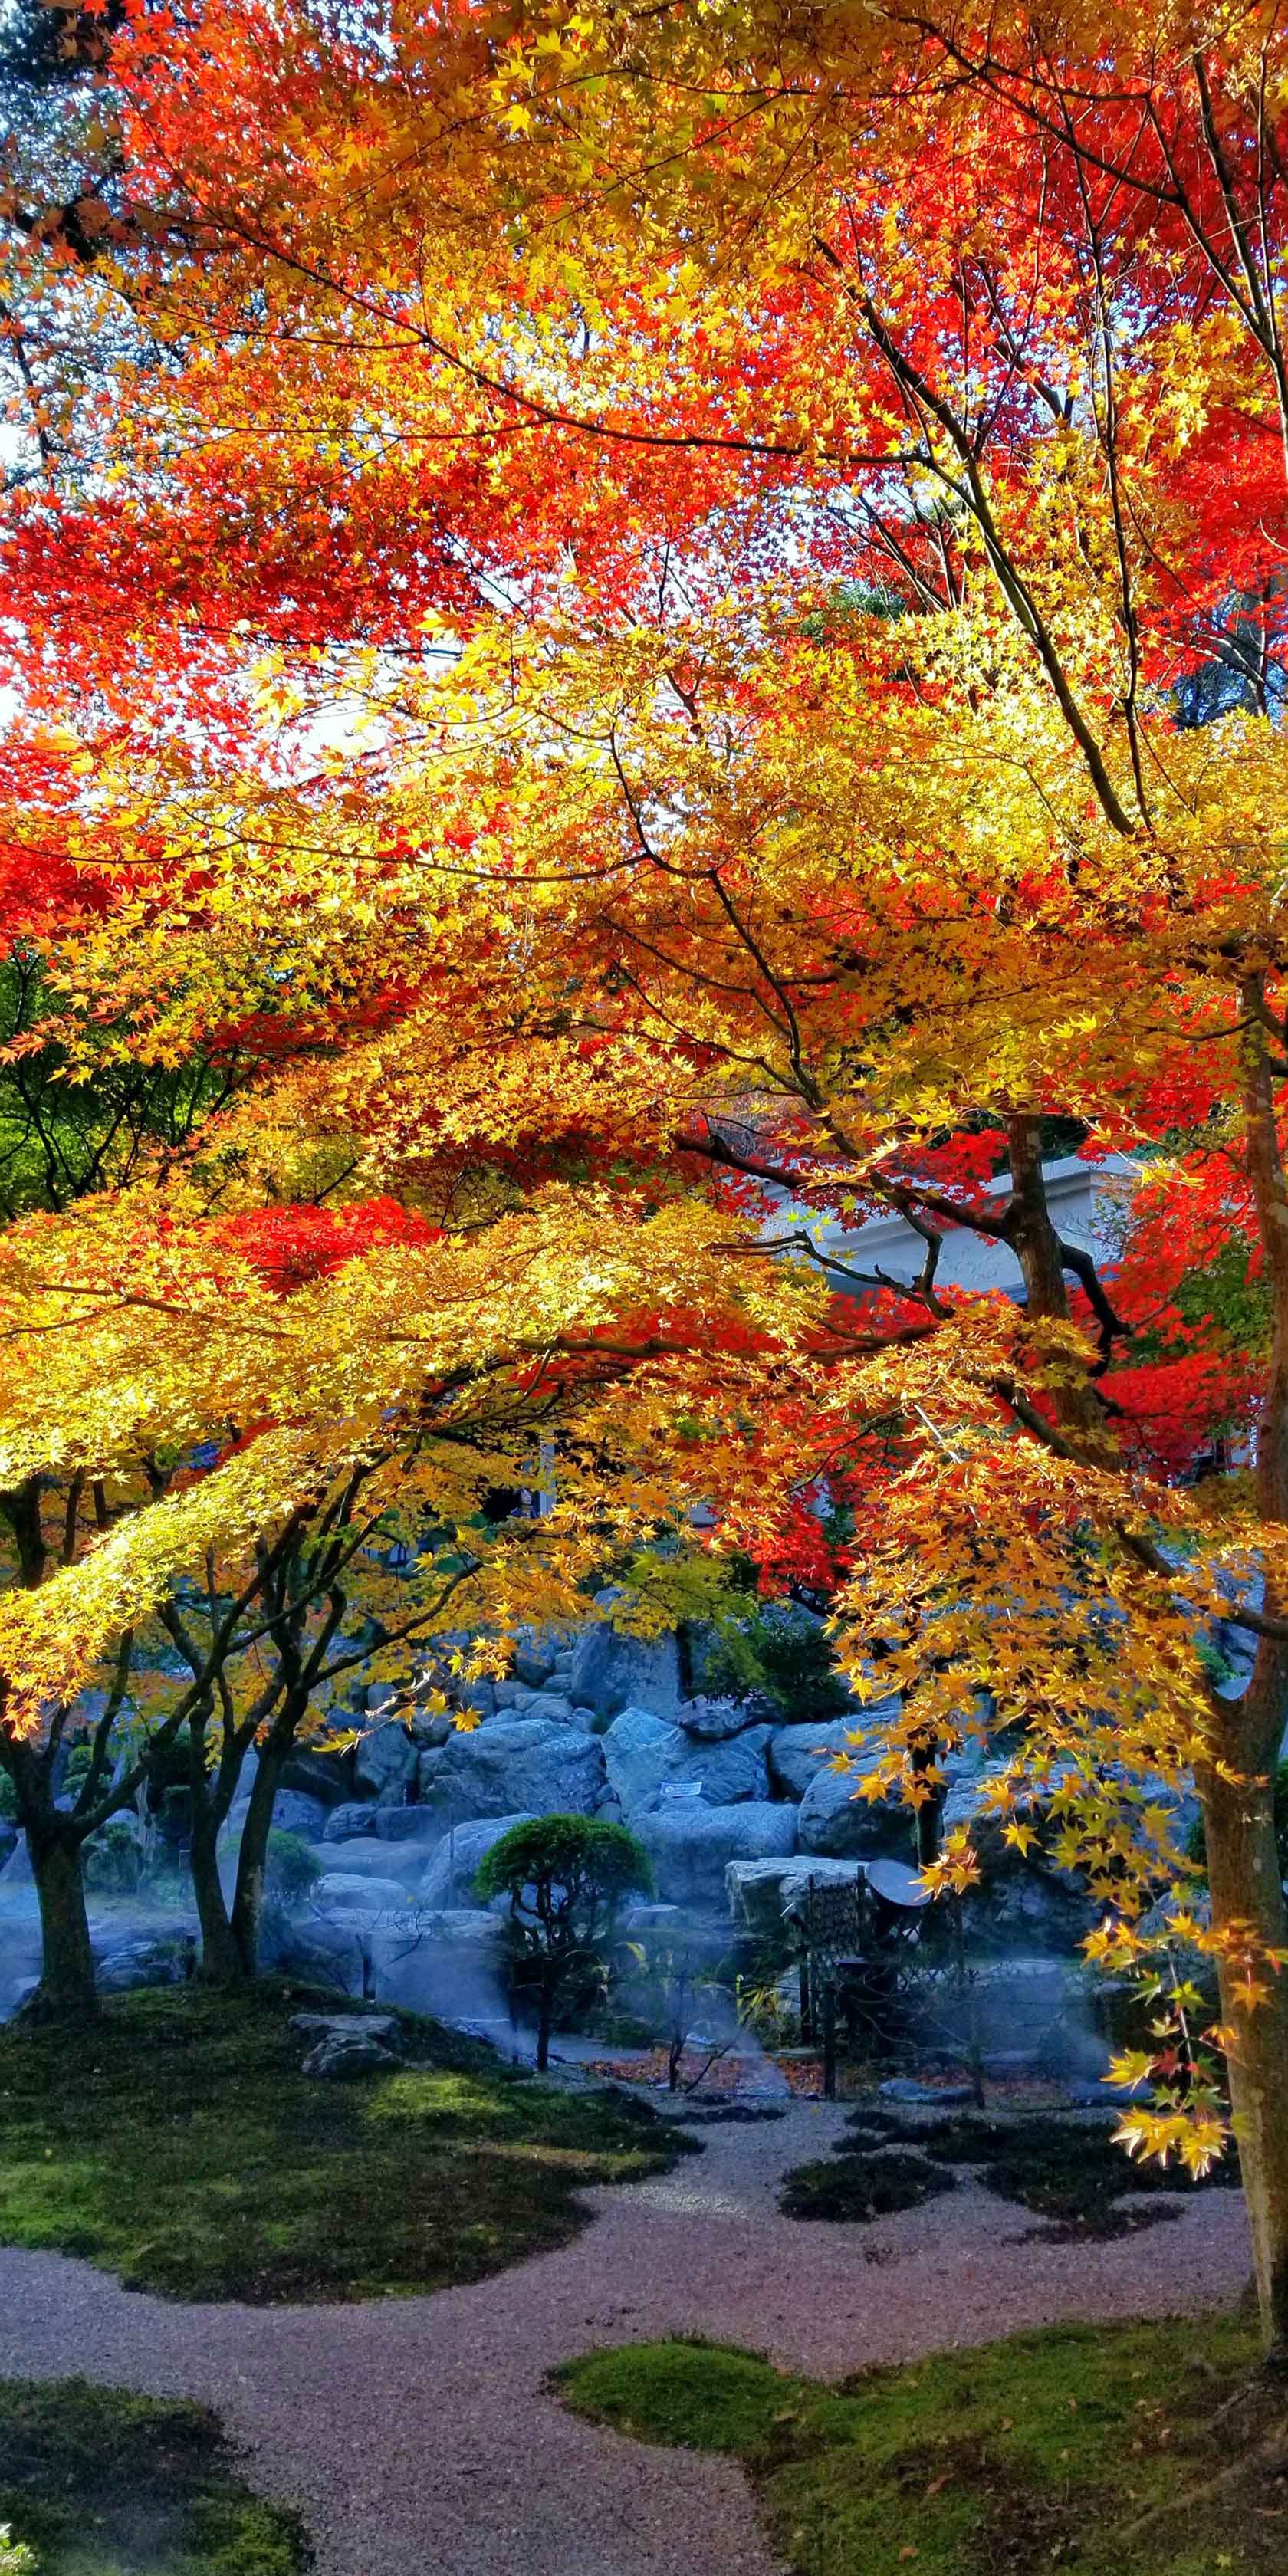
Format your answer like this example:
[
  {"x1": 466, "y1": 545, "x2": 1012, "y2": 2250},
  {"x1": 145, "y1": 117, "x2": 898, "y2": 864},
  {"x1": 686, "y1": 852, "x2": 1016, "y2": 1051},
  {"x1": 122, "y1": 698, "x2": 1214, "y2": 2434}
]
[{"x1": 786, "y1": 1154, "x2": 1138, "y2": 1301}]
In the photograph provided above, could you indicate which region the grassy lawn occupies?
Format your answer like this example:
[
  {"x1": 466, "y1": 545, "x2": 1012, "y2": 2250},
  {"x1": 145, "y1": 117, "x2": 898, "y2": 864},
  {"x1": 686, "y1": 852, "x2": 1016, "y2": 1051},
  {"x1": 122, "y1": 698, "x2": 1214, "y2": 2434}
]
[
  {"x1": 555, "y1": 2315, "x2": 1276, "y2": 2575},
  {"x1": 0, "y1": 1982, "x2": 693, "y2": 2304},
  {"x1": 0, "y1": 2377, "x2": 308, "y2": 2575}
]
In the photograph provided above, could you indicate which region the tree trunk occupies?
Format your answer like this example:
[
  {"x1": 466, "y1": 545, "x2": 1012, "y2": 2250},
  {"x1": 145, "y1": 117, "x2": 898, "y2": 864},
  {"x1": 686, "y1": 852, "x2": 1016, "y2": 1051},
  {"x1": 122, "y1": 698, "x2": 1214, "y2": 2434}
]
[
  {"x1": 230, "y1": 1733, "x2": 285, "y2": 1976},
  {"x1": 189, "y1": 1806, "x2": 245, "y2": 1985},
  {"x1": 27, "y1": 1828, "x2": 97, "y2": 2021},
  {"x1": 1215, "y1": 992, "x2": 1288, "y2": 2359},
  {"x1": 1204, "y1": 1663, "x2": 1288, "y2": 2364},
  {"x1": 536, "y1": 1963, "x2": 557, "y2": 2072}
]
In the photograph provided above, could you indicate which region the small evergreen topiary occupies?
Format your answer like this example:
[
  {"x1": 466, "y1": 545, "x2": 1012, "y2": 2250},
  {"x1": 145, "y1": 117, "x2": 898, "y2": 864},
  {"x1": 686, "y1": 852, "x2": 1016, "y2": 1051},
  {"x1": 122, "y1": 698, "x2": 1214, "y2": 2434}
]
[{"x1": 476, "y1": 1815, "x2": 652, "y2": 2070}]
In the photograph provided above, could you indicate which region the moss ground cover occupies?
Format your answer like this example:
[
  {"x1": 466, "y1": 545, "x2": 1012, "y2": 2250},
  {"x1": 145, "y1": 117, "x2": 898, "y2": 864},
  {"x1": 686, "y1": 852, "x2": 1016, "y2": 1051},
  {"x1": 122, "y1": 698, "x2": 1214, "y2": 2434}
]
[
  {"x1": 0, "y1": 1983, "x2": 693, "y2": 2302},
  {"x1": 778, "y1": 2108, "x2": 1241, "y2": 2237},
  {"x1": 0, "y1": 2378, "x2": 309, "y2": 2575},
  {"x1": 555, "y1": 2315, "x2": 1275, "y2": 2575}
]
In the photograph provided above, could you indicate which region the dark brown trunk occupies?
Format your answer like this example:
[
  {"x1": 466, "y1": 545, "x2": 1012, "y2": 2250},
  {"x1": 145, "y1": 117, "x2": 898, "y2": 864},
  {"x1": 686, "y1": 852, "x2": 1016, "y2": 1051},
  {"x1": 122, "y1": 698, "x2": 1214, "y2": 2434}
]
[
  {"x1": 26, "y1": 1827, "x2": 97, "y2": 2021},
  {"x1": 536, "y1": 1963, "x2": 557, "y2": 2072},
  {"x1": 1202, "y1": 1688, "x2": 1288, "y2": 2364},
  {"x1": 189, "y1": 1805, "x2": 245, "y2": 1985},
  {"x1": 230, "y1": 1734, "x2": 285, "y2": 1976},
  {"x1": 1217, "y1": 990, "x2": 1288, "y2": 2356}
]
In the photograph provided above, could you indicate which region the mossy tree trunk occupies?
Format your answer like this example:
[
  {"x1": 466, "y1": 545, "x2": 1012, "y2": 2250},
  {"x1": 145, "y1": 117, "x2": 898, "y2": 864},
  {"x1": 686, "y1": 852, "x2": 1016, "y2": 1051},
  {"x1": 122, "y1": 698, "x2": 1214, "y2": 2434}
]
[
  {"x1": 26, "y1": 1821, "x2": 98, "y2": 2022},
  {"x1": 229, "y1": 1726, "x2": 288, "y2": 1978}
]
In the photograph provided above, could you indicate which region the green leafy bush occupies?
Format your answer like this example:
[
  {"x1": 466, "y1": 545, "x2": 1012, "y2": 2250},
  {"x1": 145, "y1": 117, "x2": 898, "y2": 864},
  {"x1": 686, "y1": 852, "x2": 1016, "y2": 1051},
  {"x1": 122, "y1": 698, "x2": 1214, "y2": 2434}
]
[
  {"x1": 699, "y1": 1602, "x2": 852, "y2": 1723},
  {"x1": 264, "y1": 1831, "x2": 321, "y2": 1905},
  {"x1": 84, "y1": 1819, "x2": 143, "y2": 1895}
]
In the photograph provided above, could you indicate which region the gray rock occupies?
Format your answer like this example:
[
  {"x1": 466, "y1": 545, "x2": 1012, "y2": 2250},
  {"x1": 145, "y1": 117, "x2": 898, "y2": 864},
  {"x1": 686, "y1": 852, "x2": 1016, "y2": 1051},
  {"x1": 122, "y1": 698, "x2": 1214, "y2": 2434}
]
[
  {"x1": 416, "y1": 1720, "x2": 607, "y2": 1832},
  {"x1": 321, "y1": 1802, "x2": 379, "y2": 1844},
  {"x1": 452, "y1": 1681, "x2": 497, "y2": 1724},
  {"x1": 943, "y1": 1775, "x2": 1100, "y2": 1950},
  {"x1": 619, "y1": 1902, "x2": 687, "y2": 1934},
  {"x1": 316, "y1": 1835, "x2": 427, "y2": 1884},
  {"x1": 353, "y1": 1717, "x2": 419, "y2": 1802},
  {"x1": 797, "y1": 1751, "x2": 909, "y2": 1858},
  {"x1": 0, "y1": 1821, "x2": 17, "y2": 1873},
  {"x1": 270, "y1": 1789, "x2": 331, "y2": 1841},
  {"x1": 278, "y1": 1751, "x2": 350, "y2": 1806},
  {"x1": 493, "y1": 1680, "x2": 521, "y2": 1709},
  {"x1": 674, "y1": 1696, "x2": 760, "y2": 1743},
  {"x1": 511, "y1": 1691, "x2": 577, "y2": 1727},
  {"x1": 769, "y1": 1715, "x2": 895, "y2": 1801},
  {"x1": 402, "y1": 1907, "x2": 508, "y2": 1951},
  {"x1": 372, "y1": 1806, "x2": 446, "y2": 1843},
  {"x1": 300, "y1": 2022, "x2": 399, "y2": 2079},
  {"x1": 514, "y1": 1627, "x2": 561, "y2": 1687},
  {"x1": 257, "y1": 1907, "x2": 363, "y2": 1993},
  {"x1": 568, "y1": 1617, "x2": 684, "y2": 1721},
  {"x1": 725, "y1": 1855, "x2": 869, "y2": 1934},
  {"x1": 417, "y1": 1813, "x2": 539, "y2": 1910},
  {"x1": 290, "y1": 2009, "x2": 401, "y2": 2048},
  {"x1": 602, "y1": 1706, "x2": 771, "y2": 1815},
  {"x1": 96, "y1": 1935, "x2": 196, "y2": 1994},
  {"x1": 314, "y1": 1871, "x2": 410, "y2": 1916},
  {"x1": 637, "y1": 1802, "x2": 797, "y2": 1910}
]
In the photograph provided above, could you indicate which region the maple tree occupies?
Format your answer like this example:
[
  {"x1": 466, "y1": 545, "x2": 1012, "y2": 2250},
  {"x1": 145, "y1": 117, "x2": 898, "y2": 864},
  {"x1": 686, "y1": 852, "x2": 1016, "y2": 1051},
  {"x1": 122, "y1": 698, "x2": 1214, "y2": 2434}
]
[{"x1": 6, "y1": 0, "x2": 1288, "y2": 2358}]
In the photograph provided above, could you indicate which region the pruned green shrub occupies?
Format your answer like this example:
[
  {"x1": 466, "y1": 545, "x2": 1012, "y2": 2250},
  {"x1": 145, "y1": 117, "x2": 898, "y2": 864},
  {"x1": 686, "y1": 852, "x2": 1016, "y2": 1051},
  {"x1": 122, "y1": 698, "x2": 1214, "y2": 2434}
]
[{"x1": 476, "y1": 1815, "x2": 652, "y2": 2069}]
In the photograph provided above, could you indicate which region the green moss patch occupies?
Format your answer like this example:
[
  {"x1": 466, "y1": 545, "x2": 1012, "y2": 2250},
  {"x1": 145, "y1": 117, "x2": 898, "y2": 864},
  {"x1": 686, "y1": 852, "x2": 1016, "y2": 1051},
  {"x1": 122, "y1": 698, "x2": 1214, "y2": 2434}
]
[
  {"x1": 0, "y1": 1983, "x2": 694, "y2": 2304},
  {"x1": 555, "y1": 2314, "x2": 1273, "y2": 2574},
  {"x1": 780, "y1": 2150, "x2": 956, "y2": 2223},
  {"x1": 0, "y1": 2377, "x2": 309, "y2": 2574},
  {"x1": 912, "y1": 2111, "x2": 1240, "y2": 2239}
]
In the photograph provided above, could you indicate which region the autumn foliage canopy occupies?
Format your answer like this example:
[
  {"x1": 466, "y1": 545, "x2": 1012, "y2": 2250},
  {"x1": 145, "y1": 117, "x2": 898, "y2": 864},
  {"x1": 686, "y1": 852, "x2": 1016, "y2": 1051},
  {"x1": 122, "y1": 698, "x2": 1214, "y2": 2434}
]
[{"x1": 5, "y1": 0, "x2": 1288, "y2": 2325}]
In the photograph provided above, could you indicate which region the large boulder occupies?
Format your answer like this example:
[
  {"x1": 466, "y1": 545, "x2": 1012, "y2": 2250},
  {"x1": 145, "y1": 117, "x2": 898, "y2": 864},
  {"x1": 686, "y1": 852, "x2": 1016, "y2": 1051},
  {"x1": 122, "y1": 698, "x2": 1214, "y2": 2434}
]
[
  {"x1": 270, "y1": 1788, "x2": 331, "y2": 1842},
  {"x1": 602, "y1": 1707, "x2": 772, "y2": 1815},
  {"x1": 769, "y1": 1715, "x2": 895, "y2": 1801},
  {"x1": 321, "y1": 1802, "x2": 379, "y2": 1844},
  {"x1": 797, "y1": 1751, "x2": 909, "y2": 1858},
  {"x1": 278, "y1": 1750, "x2": 350, "y2": 1807},
  {"x1": 509, "y1": 1690, "x2": 579, "y2": 1727},
  {"x1": 373, "y1": 1907, "x2": 511, "y2": 2021},
  {"x1": 353, "y1": 1717, "x2": 419, "y2": 1802},
  {"x1": 636, "y1": 1802, "x2": 797, "y2": 1911},
  {"x1": 297, "y1": 2016, "x2": 401, "y2": 2080},
  {"x1": 513, "y1": 1628, "x2": 561, "y2": 1687},
  {"x1": 373, "y1": 1807, "x2": 443, "y2": 1843},
  {"x1": 944, "y1": 1772, "x2": 1101, "y2": 1950},
  {"x1": 567, "y1": 1615, "x2": 684, "y2": 1722},
  {"x1": 726, "y1": 1855, "x2": 869, "y2": 1935},
  {"x1": 95, "y1": 1933, "x2": 196, "y2": 1994},
  {"x1": 417, "y1": 1813, "x2": 539, "y2": 1909},
  {"x1": 316, "y1": 1835, "x2": 427, "y2": 1885},
  {"x1": 314, "y1": 1871, "x2": 411, "y2": 1917},
  {"x1": 416, "y1": 1720, "x2": 607, "y2": 1832},
  {"x1": 673, "y1": 1696, "x2": 760, "y2": 1743}
]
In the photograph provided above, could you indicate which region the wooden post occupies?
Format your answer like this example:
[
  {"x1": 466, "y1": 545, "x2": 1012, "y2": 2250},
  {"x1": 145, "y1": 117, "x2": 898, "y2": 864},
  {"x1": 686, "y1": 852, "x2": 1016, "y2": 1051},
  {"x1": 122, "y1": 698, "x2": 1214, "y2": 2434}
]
[
  {"x1": 799, "y1": 1957, "x2": 812, "y2": 2044},
  {"x1": 822, "y1": 1980, "x2": 837, "y2": 2101}
]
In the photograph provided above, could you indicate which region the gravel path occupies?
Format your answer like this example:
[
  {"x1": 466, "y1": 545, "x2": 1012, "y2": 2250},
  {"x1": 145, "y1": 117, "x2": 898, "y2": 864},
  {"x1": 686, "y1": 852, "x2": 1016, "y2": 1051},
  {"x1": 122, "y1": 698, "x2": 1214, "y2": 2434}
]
[{"x1": 0, "y1": 2100, "x2": 1252, "y2": 2576}]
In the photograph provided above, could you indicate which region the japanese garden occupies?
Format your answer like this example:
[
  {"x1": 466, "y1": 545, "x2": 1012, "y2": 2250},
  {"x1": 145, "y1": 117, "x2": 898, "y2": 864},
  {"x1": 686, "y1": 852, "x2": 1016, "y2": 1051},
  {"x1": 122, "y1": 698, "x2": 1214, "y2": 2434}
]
[{"x1": 0, "y1": 4, "x2": 1286, "y2": 2571}]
